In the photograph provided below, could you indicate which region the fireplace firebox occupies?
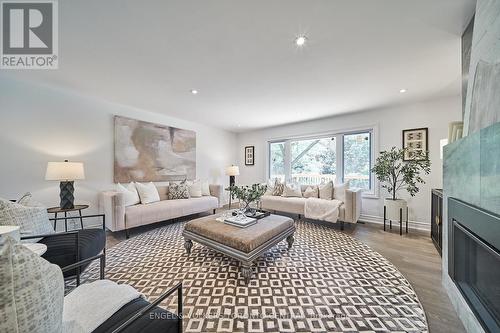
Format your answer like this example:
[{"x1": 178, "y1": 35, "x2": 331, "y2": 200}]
[{"x1": 448, "y1": 198, "x2": 500, "y2": 333}]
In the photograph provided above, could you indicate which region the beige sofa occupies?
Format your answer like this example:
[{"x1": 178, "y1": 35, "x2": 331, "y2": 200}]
[
  {"x1": 261, "y1": 185, "x2": 362, "y2": 229},
  {"x1": 99, "y1": 184, "x2": 223, "y2": 237}
]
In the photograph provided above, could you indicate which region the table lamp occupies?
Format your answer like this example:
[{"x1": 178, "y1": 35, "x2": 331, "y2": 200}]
[
  {"x1": 45, "y1": 160, "x2": 85, "y2": 209},
  {"x1": 225, "y1": 165, "x2": 239, "y2": 208}
]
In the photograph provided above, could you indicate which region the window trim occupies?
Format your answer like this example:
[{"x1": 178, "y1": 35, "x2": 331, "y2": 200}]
[{"x1": 267, "y1": 124, "x2": 379, "y2": 198}]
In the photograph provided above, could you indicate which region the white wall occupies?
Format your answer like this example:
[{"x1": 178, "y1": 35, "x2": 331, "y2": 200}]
[
  {"x1": 0, "y1": 77, "x2": 238, "y2": 213},
  {"x1": 236, "y1": 96, "x2": 462, "y2": 229}
]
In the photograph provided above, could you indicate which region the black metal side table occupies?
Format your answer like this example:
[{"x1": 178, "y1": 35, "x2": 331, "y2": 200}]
[{"x1": 47, "y1": 205, "x2": 89, "y2": 231}]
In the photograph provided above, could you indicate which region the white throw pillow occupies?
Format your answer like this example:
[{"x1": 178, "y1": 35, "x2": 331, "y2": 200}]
[
  {"x1": 201, "y1": 181, "x2": 211, "y2": 196},
  {"x1": 0, "y1": 199, "x2": 54, "y2": 242},
  {"x1": 187, "y1": 180, "x2": 202, "y2": 198},
  {"x1": 334, "y1": 181, "x2": 350, "y2": 203},
  {"x1": 303, "y1": 186, "x2": 319, "y2": 198},
  {"x1": 135, "y1": 182, "x2": 160, "y2": 204},
  {"x1": 116, "y1": 183, "x2": 140, "y2": 207},
  {"x1": 264, "y1": 179, "x2": 275, "y2": 196},
  {"x1": 0, "y1": 237, "x2": 64, "y2": 333},
  {"x1": 318, "y1": 181, "x2": 334, "y2": 200},
  {"x1": 282, "y1": 184, "x2": 302, "y2": 198}
]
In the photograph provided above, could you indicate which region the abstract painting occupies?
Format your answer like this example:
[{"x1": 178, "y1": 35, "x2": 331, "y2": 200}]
[{"x1": 114, "y1": 116, "x2": 196, "y2": 183}]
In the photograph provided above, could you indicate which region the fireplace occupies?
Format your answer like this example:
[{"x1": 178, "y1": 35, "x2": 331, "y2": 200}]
[{"x1": 448, "y1": 198, "x2": 500, "y2": 333}]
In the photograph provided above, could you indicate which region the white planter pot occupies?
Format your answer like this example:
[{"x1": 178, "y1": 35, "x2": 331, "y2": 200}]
[{"x1": 384, "y1": 198, "x2": 408, "y2": 221}]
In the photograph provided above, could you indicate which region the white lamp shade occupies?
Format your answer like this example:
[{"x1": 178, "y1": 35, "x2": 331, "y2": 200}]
[
  {"x1": 45, "y1": 161, "x2": 85, "y2": 181},
  {"x1": 225, "y1": 165, "x2": 240, "y2": 176}
]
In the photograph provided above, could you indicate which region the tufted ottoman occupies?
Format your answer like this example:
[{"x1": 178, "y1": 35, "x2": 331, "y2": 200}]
[{"x1": 182, "y1": 214, "x2": 295, "y2": 283}]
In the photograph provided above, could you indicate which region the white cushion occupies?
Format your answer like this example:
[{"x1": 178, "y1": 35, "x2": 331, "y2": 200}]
[
  {"x1": 0, "y1": 237, "x2": 64, "y2": 333},
  {"x1": 303, "y1": 186, "x2": 319, "y2": 198},
  {"x1": 282, "y1": 184, "x2": 302, "y2": 197},
  {"x1": 318, "y1": 181, "x2": 334, "y2": 200},
  {"x1": 334, "y1": 181, "x2": 350, "y2": 203},
  {"x1": 263, "y1": 179, "x2": 275, "y2": 196},
  {"x1": 0, "y1": 199, "x2": 54, "y2": 242},
  {"x1": 135, "y1": 182, "x2": 160, "y2": 204},
  {"x1": 187, "y1": 180, "x2": 202, "y2": 198},
  {"x1": 116, "y1": 183, "x2": 140, "y2": 207},
  {"x1": 201, "y1": 181, "x2": 211, "y2": 196}
]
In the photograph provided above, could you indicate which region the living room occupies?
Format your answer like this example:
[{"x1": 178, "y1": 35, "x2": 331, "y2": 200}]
[{"x1": 1, "y1": 1, "x2": 498, "y2": 333}]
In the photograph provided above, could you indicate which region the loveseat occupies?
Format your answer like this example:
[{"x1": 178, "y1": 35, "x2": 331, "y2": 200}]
[
  {"x1": 260, "y1": 184, "x2": 362, "y2": 229},
  {"x1": 99, "y1": 184, "x2": 223, "y2": 237}
]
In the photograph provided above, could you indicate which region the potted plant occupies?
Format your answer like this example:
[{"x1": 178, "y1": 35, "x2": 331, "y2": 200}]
[
  {"x1": 371, "y1": 147, "x2": 431, "y2": 221},
  {"x1": 226, "y1": 184, "x2": 267, "y2": 215}
]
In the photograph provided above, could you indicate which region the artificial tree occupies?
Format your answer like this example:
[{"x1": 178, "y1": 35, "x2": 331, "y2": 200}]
[{"x1": 372, "y1": 147, "x2": 431, "y2": 200}]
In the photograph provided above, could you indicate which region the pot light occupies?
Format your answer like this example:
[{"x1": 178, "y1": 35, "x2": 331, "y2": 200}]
[
  {"x1": 190, "y1": 89, "x2": 198, "y2": 95},
  {"x1": 399, "y1": 89, "x2": 407, "y2": 93},
  {"x1": 295, "y1": 35, "x2": 307, "y2": 46}
]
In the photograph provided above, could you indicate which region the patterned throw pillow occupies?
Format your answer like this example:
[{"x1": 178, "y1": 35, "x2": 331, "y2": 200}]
[
  {"x1": 303, "y1": 186, "x2": 319, "y2": 198},
  {"x1": 168, "y1": 181, "x2": 190, "y2": 200},
  {"x1": 0, "y1": 199, "x2": 54, "y2": 242},
  {"x1": 272, "y1": 179, "x2": 285, "y2": 196},
  {"x1": 0, "y1": 237, "x2": 64, "y2": 333}
]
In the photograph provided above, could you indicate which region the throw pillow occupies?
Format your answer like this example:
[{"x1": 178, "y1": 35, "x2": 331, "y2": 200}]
[
  {"x1": 201, "y1": 181, "x2": 211, "y2": 196},
  {"x1": 318, "y1": 181, "x2": 334, "y2": 200},
  {"x1": 168, "y1": 181, "x2": 190, "y2": 200},
  {"x1": 17, "y1": 192, "x2": 45, "y2": 207},
  {"x1": 263, "y1": 179, "x2": 275, "y2": 196},
  {"x1": 334, "y1": 180, "x2": 350, "y2": 203},
  {"x1": 187, "y1": 180, "x2": 202, "y2": 197},
  {"x1": 116, "y1": 183, "x2": 141, "y2": 207},
  {"x1": 0, "y1": 237, "x2": 64, "y2": 333},
  {"x1": 135, "y1": 182, "x2": 160, "y2": 204},
  {"x1": 282, "y1": 184, "x2": 302, "y2": 197},
  {"x1": 303, "y1": 186, "x2": 319, "y2": 198},
  {"x1": 272, "y1": 179, "x2": 285, "y2": 196},
  {"x1": 0, "y1": 199, "x2": 54, "y2": 242}
]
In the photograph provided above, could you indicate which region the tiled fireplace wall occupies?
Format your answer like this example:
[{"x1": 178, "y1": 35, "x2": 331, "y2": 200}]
[{"x1": 443, "y1": 122, "x2": 500, "y2": 332}]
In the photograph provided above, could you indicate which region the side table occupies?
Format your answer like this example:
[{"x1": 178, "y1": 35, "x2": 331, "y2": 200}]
[{"x1": 47, "y1": 205, "x2": 90, "y2": 231}]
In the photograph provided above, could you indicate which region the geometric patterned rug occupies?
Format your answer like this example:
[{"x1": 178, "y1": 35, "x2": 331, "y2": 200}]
[{"x1": 73, "y1": 219, "x2": 428, "y2": 332}]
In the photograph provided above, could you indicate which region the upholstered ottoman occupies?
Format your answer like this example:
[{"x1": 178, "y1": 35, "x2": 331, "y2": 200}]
[{"x1": 182, "y1": 214, "x2": 295, "y2": 283}]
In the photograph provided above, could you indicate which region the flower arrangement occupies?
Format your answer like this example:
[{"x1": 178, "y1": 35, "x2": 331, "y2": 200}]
[{"x1": 226, "y1": 184, "x2": 267, "y2": 212}]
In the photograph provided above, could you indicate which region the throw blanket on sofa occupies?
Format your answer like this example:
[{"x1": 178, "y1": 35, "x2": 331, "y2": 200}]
[
  {"x1": 304, "y1": 198, "x2": 342, "y2": 223},
  {"x1": 63, "y1": 280, "x2": 143, "y2": 333}
]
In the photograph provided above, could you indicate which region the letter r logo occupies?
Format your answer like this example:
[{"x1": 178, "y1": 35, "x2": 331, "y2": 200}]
[{"x1": 2, "y1": 2, "x2": 53, "y2": 54}]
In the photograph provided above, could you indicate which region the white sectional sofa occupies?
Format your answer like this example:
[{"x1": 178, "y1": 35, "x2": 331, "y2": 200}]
[
  {"x1": 99, "y1": 184, "x2": 223, "y2": 237},
  {"x1": 261, "y1": 184, "x2": 362, "y2": 229}
]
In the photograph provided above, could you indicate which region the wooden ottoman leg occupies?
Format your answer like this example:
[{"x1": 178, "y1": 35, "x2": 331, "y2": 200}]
[
  {"x1": 241, "y1": 263, "x2": 253, "y2": 284},
  {"x1": 286, "y1": 235, "x2": 294, "y2": 249},
  {"x1": 184, "y1": 239, "x2": 193, "y2": 254}
]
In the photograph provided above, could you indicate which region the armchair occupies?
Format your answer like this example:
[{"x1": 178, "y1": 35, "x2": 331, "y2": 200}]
[
  {"x1": 61, "y1": 256, "x2": 182, "y2": 333},
  {"x1": 21, "y1": 214, "x2": 106, "y2": 286}
]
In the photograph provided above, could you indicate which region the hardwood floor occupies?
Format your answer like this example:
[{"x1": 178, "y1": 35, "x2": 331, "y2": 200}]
[{"x1": 105, "y1": 212, "x2": 464, "y2": 333}]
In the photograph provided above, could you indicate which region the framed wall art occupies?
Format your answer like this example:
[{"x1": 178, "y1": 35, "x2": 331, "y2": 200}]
[
  {"x1": 245, "y1": 146, "x2": 255, "y2": 166},
  {"x1": 402, "y1": 127, "x2": 428, "y2": 161}
]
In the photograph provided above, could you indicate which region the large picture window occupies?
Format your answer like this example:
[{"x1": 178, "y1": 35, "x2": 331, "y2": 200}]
[{"x1": 268, "y1": 129, "x2": 374, "y2": 192}]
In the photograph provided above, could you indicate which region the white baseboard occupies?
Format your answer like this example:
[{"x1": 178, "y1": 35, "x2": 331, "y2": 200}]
[{"x1": 359, "y1": 214, "x2": 430, "y2": 232}]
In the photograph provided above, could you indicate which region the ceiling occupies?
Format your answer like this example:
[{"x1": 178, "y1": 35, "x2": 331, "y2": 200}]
[{"x1": 1, "y1": 0, "x2": 476, "y2": 132}]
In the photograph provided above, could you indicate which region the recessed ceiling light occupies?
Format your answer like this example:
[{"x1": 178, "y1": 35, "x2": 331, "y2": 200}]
[
  {"x1": 295, "y1": 35, "x2": 307, "y2": 46},
  {"x1": 190, "y1": 89, "x2": 198, "y2": 95},
  {"x1": 399, "y1": 89, "x2": 407, "y2": 93}
]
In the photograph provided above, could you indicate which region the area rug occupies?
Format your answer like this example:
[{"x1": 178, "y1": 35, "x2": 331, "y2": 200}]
[{"x1": 75, "y1": 220, "x2": 428, "y2": 332}]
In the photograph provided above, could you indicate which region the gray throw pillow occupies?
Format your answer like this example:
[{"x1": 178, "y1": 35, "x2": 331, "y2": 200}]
[
  {"x1": 168, "y1": 181, "x2": 190, "y2": 200},
  {"x1": 0, "y1": 237, "x2": 64, "y2": 333},
  {"x1": 0, "y1": 199, "x2": 54, "y2": 242}
]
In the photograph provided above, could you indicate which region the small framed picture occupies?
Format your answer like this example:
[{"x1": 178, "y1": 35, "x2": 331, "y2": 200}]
[
  {"x1": 245, "y1": 146, "x2": 255, "y2": 166},
  {"x1": 402, "y1": 128, "x2": 428, "y2": 161}
]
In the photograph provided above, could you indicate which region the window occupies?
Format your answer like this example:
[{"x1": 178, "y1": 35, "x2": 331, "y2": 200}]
[
  {"x1": 268, "y1": 129, "x2": 374, "y2": 192},
  {"x1": 290, "y1": 137, "x2": 336, "y2": 185},
  {"x1": 269, "y1": 142, "x2": 285, "y2": 181},
  {"x1": 343, "y1": 132, "x2": 371, "y2": 189}
]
